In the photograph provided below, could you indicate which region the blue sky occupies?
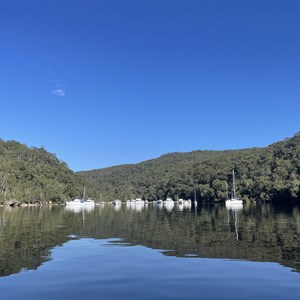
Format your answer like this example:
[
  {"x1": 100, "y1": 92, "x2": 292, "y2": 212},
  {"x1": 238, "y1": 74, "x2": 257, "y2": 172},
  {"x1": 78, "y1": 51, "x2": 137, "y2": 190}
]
[{"x1": 1, "y1": 0, "x2": 299, "y2": 171}]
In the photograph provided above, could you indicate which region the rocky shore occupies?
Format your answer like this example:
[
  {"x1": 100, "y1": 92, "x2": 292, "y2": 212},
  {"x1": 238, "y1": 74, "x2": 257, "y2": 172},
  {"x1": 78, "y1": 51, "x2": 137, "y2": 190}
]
[{"x1": 0, "y1": 200, "x2": 64, "y2": 207}]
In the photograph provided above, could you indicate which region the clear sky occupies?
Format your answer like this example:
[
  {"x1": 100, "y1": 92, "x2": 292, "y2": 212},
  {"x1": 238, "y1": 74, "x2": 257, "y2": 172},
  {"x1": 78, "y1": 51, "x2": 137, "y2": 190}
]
[{"x1": 1, "y1": 0, "x2": 299, "y2": 171}]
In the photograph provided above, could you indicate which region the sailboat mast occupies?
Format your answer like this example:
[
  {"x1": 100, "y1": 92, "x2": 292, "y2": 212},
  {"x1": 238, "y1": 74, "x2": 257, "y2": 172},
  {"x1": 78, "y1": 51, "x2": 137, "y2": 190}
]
[{"x1": 232, "y1": 170, "x2": 236, "y2": 199}]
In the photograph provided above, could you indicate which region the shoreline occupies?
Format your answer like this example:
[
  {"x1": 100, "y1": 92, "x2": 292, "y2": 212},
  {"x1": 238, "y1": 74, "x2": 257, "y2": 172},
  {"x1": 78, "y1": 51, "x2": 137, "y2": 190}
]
[{"x1": 0, "y1": 201, "x2": 66, "y2": 207}]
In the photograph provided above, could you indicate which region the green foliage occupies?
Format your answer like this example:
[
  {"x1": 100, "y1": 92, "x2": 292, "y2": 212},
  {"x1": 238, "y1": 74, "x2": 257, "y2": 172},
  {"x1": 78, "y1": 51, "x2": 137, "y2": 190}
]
[
  {"x1": 0, "y1": 139, "x2": 91, "y2": 204},
  {"x1": 2, "y1": 133, "x2": 300, "y2": 204},
  {"x1": 78, "y1": 133, "x2": 300, "y2": 202}
]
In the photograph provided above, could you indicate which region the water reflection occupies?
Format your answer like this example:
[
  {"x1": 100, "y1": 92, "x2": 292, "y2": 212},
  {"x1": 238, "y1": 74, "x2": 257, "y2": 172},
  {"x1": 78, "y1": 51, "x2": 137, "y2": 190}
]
[
  {"x1": 226, "y1": 204, "x2": 243, "y2": 241},
  {"x1": 183, "y1": 201, "x2": 192, "y2": 210},
  {"x1": 113, "y1": 203, "x2": 122, "y2": 212},
  {"x1": 1, "y1": 202, "x2": 300, "y2": 278},
  {"x1": 65, "y1": 205, "x2": 95, "y2": 213},
  {"x1": 125, "y1": 202, "x2": 145, "y2": 212},
  {"x1": 164, "y1": 202, "x2": 174, "y2": 212},
  {"x1": 178, "y1": 203, "x2": 184, "y2": 211},
  {"x1": 134, "y1": 203, "x2": 145, "y2": 212}
]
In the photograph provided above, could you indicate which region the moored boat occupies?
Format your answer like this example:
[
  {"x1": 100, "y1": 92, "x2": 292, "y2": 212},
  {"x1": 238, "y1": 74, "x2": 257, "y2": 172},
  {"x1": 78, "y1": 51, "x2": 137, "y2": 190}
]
[
  {"x1": 135, "y1": 198, "x2": 144, "y2": 204},
  {"x1": 164, "y1": 197, "x2": 174, "y2": 203},
  {"x1": 66, "y1": 198, "x2": 95, "y2": 206},
  {"x1": 225, "y1": 170, "x2": 243, "y2": 205},
  {"x1": 113, "y1": 199, "x2": 122, "y2": 205},
  {"x1": 66, "y1": 187, "x2": 95, "y2": 206}
]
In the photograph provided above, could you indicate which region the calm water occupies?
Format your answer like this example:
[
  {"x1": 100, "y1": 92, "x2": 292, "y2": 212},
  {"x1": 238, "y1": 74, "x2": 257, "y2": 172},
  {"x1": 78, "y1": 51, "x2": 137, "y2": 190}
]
[{"x1": 1, "y1": 202, "x2": 300, "y2": 299}]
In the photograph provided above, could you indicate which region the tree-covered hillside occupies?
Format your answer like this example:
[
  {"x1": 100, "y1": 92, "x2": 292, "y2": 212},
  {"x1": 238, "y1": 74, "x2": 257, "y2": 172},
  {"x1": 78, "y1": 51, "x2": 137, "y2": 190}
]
[
  {"x1": 78, "y1": 133, "x2": 300, "y2": 202},
  {"x1": 0, "y1": 140, "x2": 89, "y2": 205},
  {"x1": 2, "y1": 133, "x2": 300, "y2": 204}
]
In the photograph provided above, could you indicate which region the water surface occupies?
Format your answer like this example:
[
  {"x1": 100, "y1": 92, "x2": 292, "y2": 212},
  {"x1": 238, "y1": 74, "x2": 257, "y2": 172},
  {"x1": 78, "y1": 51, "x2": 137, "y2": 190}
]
[{"x1": 0, "y1": 202, "x2": 300, "y2": 299}]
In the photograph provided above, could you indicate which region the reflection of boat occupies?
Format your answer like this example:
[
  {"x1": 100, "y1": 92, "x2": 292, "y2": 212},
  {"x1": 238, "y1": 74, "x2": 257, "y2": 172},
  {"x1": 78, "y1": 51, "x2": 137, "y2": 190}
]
[
  {"x1": 126, "y1": 198, "x2": 147, "y2": 211},
  {"x1": 113, "y1": 204, "x2": 122, "y2": 211},
  {"x1": 225, "y1": 170, "x2": 243, "y2": 205},
  {"x1": 157, "y1": 200, "x2": 163, "y2": 209},
  {"x1": 226, "y1": 203, "x2": 243, "y2": 240},
  {"x1": 164, "y1": 202, "x2": 174, "y2": 212},
  {"x1": 65, "y1": 205, "x2": 94, "y2": 213},
  {"x1": 126, "y1": 200, "x2": 145, "y2": 212},
  {"x1": 133, "y1": 203, "x2": 144, "y2": 212},
  {"x1": 183, "y1": 199, "x2": 192, "y2": 209},
  {"x1": 126, "y1": 201, "x2": 132, "y2": 210},
  {"x1": 177, "y1": 202, "x2": 184, "y2": 211}
]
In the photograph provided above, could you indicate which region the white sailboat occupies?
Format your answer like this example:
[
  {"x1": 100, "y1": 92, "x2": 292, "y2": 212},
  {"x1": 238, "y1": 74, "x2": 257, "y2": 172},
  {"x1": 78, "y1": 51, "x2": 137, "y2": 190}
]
[
  {"x1": 225, "y1": 170, "x2": 243, "y2": 206},
  {"x1": 66, "y1": 187, "x2": 95, "y2": 206}
]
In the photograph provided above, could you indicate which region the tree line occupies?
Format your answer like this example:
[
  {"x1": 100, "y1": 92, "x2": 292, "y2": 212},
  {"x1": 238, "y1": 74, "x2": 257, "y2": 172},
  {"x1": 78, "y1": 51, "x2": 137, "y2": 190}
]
[
  {"x1": 1, "y1": 132, "x2": 300, "y2": 204},
  {"x1": 79, "y1": 132, "x2": 300, "y2": 203},
  {"x1": 0, "y1": 140, "x2": 91, "y2": 205}
]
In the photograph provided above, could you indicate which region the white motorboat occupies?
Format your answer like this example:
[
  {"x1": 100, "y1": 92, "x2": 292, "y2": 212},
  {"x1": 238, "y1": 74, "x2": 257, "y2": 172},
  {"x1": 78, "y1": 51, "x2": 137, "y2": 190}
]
[
  {"x1": 112, "y1": 199, "x2": 122, "y2": 205},
  {"x1": 135, "y1": 198, "x2": 144, "y2": 204},
  {"x1": 178, "y1": 199, "x2": 184, "y2": 205},
  {"x1": 164, "y1": 197, "x2": 174, "y2": 203}
]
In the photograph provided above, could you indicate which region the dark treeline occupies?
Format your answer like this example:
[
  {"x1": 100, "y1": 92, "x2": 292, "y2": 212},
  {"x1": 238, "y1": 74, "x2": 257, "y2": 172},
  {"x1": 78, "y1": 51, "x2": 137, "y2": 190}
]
[
  {"x1": 1, "y1": 133, "x2": 300, "y2": 204},
  {"x1": 0, "y1": 140, "x2": 92, "y2": 205},
  {"x1": 79, "y1": 132, "x2": 300, "y2": 203}
]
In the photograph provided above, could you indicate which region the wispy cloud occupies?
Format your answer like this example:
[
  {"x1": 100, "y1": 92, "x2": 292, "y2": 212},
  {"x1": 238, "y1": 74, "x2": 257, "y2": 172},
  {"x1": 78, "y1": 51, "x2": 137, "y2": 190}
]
[
  {"x1": 52, "y1": 88, "x2": 66, "y2": 96},
  {"x1": 51, "y1": 79, "x2": 66, "y2": 96}
]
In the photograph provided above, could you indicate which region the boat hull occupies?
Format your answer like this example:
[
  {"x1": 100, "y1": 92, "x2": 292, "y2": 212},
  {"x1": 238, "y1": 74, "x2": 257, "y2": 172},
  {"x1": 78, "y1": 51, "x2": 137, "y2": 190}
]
[
  {"x1": 225, "y1": 199, "x2": 243, "y2": 205},
  {"x1": 66, "y1": 199, "x2": 95, "y2": 206}
]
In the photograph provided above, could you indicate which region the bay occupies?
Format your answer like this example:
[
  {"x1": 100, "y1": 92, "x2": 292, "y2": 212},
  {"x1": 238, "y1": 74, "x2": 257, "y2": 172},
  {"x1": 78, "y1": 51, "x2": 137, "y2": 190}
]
[{"x1": 0, "y1": 202, "x2": 300, "y2": 300}]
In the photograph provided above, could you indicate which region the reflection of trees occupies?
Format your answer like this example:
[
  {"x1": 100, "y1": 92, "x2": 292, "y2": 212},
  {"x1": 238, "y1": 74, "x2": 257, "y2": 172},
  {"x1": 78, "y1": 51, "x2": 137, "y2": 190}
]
[
  {"x1": 1, "y1": 203, "x2": 300, "y2": 278},
  {"x1": 87, "y1": 203, "x2": 300, "y2": 273},
  {"x1": 0, "y1": 207, "x2": 69, "y2": 277}
]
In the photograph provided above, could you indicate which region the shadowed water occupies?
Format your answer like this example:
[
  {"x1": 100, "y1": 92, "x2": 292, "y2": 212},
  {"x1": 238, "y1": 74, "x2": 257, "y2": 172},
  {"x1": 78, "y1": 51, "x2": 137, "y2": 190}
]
[{"x1": 0, "y1": 202, "x2": 300, "y2": 299}]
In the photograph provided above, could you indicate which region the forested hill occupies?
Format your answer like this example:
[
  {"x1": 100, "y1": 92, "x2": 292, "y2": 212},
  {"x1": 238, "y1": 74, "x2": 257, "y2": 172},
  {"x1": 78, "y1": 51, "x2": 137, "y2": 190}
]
[
  {"x1": 78, "y1": 132, "x2": 300, "y2": 203},
  {"x1": 0, "y1": 140, "x2": 88, "y2": 205}
]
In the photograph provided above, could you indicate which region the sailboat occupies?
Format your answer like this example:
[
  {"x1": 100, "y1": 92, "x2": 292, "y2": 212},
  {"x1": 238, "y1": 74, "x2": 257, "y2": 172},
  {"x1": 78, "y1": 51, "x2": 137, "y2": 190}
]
[
  {"x1": 225, "y1": 170, "x2": 243, "y2": 206},
  {"x1": 66, "y1": 187, "x2": 95, "y2": 206}
]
